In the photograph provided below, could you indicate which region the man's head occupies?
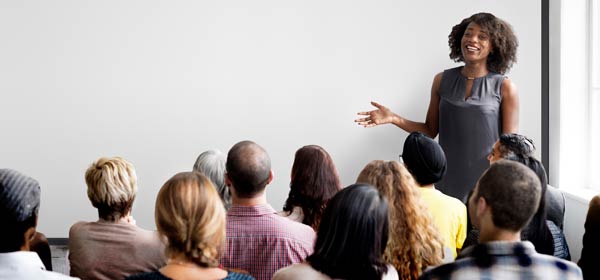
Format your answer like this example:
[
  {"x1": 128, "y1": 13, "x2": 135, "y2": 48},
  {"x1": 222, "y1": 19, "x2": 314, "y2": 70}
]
[
  {"x1": 226, "y1": 141, "x2": 272, "y2": 199},
  {"x1": 0, "y1": 169, "x2": 41, "y2": 252},
  {"x1": 402, "y1": 132, "x2": 447, "y2": 186},
  {"x1": 469, "y1": 160, "x2": 541, "y2": 234}
]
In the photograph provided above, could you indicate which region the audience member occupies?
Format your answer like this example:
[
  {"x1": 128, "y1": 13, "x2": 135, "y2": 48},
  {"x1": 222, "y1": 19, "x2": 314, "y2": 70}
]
[
  {"x1": 69, "y1": 157, "x2": 165, "y2": 280},
  {"x1": 489, "y1": 133, "x2": 565, "y2": 229},
  {"x1": 279, "y1": 145, "x2": 342, "y2": 230},
  {"x1": 193, "y1": 149, "x2": 231, "y2": 209},
  {"x1": 273, "y1": 184, "x2": 399, "y2": 280},
  {"x1": 30, "y1": 231, "x2": 52, "y2": 271},
  {"x1": 126, "y1": 172, "x2": 254, "y2": 280},
  {"x1": 357, "y1": 160, "x2": 446, "y2": 279},
  {"x1": 420, "y1": 160, "x2": 582, "y2": 279},
  {"x1": 465, "y1": 134, "x2": 570, "y2": 259},
  {"x1": 578, "y1": 194, "x2": 600, "y2": 279},
  {"x1": 402, "y1": 132, "x2": 467, "y2": 257},
  {"x1": 221, "y1": 141, "x2": 316, "y2": 280},
  {"x1": 0, "y1": 169, "x2": 77, "y2": 279}
]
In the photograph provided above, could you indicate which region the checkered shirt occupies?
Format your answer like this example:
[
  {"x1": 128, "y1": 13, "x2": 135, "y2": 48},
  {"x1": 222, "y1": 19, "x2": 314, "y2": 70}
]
[
  {"x1": 221, "y1": 204, "x2": 316, "y2": 280},
  {"x1": 420, "y1": 241, "x2": 582, "y2": 280}
]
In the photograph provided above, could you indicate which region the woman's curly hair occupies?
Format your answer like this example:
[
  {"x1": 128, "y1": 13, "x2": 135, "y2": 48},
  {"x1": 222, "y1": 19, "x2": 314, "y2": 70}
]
[
  {"x1": 448, "y1": 12, "x2": 518, "y2": 74},
  {"x1": 357, "y1": 161, "x2": 445, "y2": 280}
]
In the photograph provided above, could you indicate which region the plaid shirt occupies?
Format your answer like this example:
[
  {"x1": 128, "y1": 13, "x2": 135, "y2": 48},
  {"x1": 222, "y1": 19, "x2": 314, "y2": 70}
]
[
  {"x1": 420, "y1": 241, "x2": 582, "y2": 280},
  {"x1": 221, "y1": 204, "x2": 316, "y2": 280}
]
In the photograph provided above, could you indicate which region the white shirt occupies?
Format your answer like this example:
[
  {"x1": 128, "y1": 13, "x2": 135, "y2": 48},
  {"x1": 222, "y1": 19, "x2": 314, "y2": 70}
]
[{"x1": 0, "y1": 251, "x2": 79, "y2": 280}]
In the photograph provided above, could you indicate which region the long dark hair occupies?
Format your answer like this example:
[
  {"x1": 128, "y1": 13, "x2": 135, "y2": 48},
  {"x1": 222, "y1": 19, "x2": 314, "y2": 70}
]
[
  {"x1": 307, "y1": 184, "x2": 389, "y2": 280},
  {"x1": 505, "y1": 154, "x2": 554, "y2": 255},
  {"x1": 283, "y1": 145, "x2": 341, "y2": 230}
]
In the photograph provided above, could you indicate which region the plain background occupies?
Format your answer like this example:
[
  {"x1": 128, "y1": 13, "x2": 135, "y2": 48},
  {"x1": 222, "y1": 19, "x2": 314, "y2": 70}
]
[{"x1": 0, "y1": 0, "x2": 540, "y2": 237}]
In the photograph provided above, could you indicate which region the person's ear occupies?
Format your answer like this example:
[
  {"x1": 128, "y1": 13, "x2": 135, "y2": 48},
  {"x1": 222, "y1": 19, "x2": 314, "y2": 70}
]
[
  {"x1": 22, "y1": 227, "x2": 36, "y2": 251},
  {"x1": 266, "y1": 170, "x2": 274, "y2": 185},
  {"x1": 477, "y1": 196, "x2": 488, "y2": 217},
  {"x1": 225, "y1": 173, "x2": 232, "y2": 187}
]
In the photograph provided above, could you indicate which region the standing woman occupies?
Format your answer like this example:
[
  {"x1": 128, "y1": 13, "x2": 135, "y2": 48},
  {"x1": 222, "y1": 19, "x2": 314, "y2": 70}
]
[{"x1": 355, "y1": 13, "x2": 519, "y2": 202}]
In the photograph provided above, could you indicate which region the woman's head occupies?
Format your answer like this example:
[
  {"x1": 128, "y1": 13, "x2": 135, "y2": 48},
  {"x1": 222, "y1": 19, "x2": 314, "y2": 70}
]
[
  {"x1": 448, "y1": 12, "x2": 518, "y2": 74},
  {"x1": 284, "y1": 145, "x2": 341, "y2": 230},
  {"x1": 85, "y1": 157, "x2": 137, "y2": 221},
  {"x1": 155, "y1": 172, "x2": 226, "y2": 267},
  {"x1": 356, "y1": 160, "x2": 444, "y2": 278},
  {"x1": 488, "y1": 133, "x2": 536, "y2": 164},
  {"x1": 193, "y1": 149, "x2": 230, "y2": 209},
  {"x1": 307, "y1": 184, "x2": 389, "y2": 280}
]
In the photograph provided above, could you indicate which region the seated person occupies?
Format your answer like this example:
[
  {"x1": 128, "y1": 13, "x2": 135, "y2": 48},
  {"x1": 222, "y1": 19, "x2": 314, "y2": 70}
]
[
  {"x1": 69, "y1": 157, "x2": 165, "y2": 280},
  {"x1": 193, "y1": 149, "x2": 231, "y2": 209},
  {"x1": 578, "y1": 195, "x2": 600, "y2": 279},
  {"x1": 221, "y1": 141, "x2": 315, "y2": 280},
  {"x1": 402, "y1": 132, "x2": 467, "y2": 258},
  {"x1": 357, "y1": 160, "x2": 447, "y2": 279},
  {"x1": 0, "y1": 168, "x2": 76, "y2": 279},
  {"x1": 273, "y1": 184, "x2": 399, "y2": 280},
  {"x1": 279, "y1": 145, "x2": 342, "y2": 230},
  {"x1": 127, "y1": 172, "x2": 254, "y2": 280},
  {"x1": 489, "y1": 133, "x2": 565, "y2": 228},
  {"x1": 420, "y1": 161, "x2": 582, "y2": 279},
  {"x1": 464, "y1": 134, "x2": 570, "y2": 259}
]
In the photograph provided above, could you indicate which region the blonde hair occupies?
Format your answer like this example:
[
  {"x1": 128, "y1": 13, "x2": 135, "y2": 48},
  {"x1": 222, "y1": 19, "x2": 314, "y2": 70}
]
[
  {"x1": 85, "y1": 157, "x2": 137, "y2": 221},
  {"x1": 155, "y1": 172, "x2": 226, "y2": 267},
  {"x1": 357, "y1": 160, "x2": 444, "y2": 280}
]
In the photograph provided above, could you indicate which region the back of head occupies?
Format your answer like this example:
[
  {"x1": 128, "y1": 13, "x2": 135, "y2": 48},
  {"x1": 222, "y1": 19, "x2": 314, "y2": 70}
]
[
  {"x1": 193, "y1": 150, "x2": 229, "y2": 207},
  {"x1": 498, "y1": 133, "x2": 536, "y2": 158},
  {"x1": 308, "y1": 184, "x2": 389, "y2": 280},
  {"x1": 356, "y1": 160, "x2": 444, "y2": 277},
  {"x1": 0, "y1": 169, "x2": 41, "y2": 252},
  {"x1": 155, "y1": 171, "x2": 226, "y2": 267},
  {"x1": 402, "y1": 132, "x2": 447, "y2": 185},
  {"x1": 475, "y1": 160, "x2": 541, "y2": 231},
  {"x1": 226, "y1": 141, "x2": 271, "y2": 198},
  {"x1": 284, "y1": 145, "x2": 341, "y2": 229},
  {"x1": 85, "y1": 157, "x2": 137, "y2": 221}
]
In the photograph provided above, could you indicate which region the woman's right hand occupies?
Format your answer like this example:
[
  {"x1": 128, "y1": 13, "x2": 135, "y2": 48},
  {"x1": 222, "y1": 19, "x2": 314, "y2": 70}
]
[{"x1": 355, "y1": 101, "x2": 396, "y2": 127}]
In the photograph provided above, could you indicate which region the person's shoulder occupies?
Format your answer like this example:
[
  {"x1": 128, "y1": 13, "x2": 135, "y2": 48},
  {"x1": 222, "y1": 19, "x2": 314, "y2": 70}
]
[
  {"x1": 419, "y1": 260, "x2": 466, "y2": 279},
  {"x1": 531, "y1": 252, "x2": 581, "y2": 272},
  {"x1": 273, "y1": 263, "x2": 327, "y2": 280},
  {"x1": 125, "y1": 271, "x2": 168, "y2": 280},
  {"x1": 68, "y1": 221, "x2": 92, "y2": 238}
]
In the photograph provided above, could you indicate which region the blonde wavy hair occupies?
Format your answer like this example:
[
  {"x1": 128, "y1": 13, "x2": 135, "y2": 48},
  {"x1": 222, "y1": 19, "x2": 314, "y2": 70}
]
[
  {"x1": 357, "y1": 160, "x2": 444, "y2": 280},
  {"x1": 155, "y1": 171, "x2": 226, "y2": 267},
  {"x1": 85, "y1": 157, "x2": 137, "y2": 221}
]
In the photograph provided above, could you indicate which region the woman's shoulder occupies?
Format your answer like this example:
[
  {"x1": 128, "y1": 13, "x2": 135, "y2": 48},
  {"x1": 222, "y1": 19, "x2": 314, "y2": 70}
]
[{"x1": 273, "y1": 263, "x2": 330, "y2": 280}]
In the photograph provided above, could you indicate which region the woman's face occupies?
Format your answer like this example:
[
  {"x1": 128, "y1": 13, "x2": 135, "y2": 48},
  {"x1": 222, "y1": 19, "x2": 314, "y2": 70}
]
[
  {"x1": 487, "y1": 141, "x2": 502, "y2": 164},
  {"x1": 461, "y1": 22, "x2": 493, "y2": 63}
]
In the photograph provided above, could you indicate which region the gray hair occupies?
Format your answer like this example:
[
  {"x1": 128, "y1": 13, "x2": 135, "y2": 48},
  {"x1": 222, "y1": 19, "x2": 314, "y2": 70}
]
[{"x1": 193, "y1": 150, "x2": 230, "y2": 209}]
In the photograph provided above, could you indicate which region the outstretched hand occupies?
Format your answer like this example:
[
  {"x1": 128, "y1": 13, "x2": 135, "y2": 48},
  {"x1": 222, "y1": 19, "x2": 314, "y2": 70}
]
[{"x1": 355, "y1": 101, "x2": 395, "y2": 127}]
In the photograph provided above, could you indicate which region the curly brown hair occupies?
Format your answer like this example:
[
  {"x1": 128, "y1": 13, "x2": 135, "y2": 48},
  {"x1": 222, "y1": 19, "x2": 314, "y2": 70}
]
[
  {"x1": 357, "y1": 161, "x2": 445, "y2": 280},
  {"x1": 448, "y1": 12, "x2": 518, "y2": 74}
]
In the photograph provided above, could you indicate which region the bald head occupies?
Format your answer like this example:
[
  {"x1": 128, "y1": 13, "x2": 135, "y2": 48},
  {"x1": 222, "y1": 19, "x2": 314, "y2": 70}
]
[{"x1": 226, "y1": 141, "x2": 272, "y2": 198}]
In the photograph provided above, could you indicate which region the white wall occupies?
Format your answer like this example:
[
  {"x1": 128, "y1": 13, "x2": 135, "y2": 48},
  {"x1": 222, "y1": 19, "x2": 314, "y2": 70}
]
[{"x1": 0, "y1": 0, "x2": 541, "y2": 237}]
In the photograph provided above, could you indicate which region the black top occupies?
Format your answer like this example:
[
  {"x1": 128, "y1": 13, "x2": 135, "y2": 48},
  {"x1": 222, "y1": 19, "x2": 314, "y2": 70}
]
[{"x1": 126, "y1": 270, "x2": 255, "y2": 280}]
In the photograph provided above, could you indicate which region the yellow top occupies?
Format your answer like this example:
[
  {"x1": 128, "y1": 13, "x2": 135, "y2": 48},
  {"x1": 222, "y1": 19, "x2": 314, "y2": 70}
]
[{"x1": 418, "y1": 187, "x2": 467, "y2": 258}]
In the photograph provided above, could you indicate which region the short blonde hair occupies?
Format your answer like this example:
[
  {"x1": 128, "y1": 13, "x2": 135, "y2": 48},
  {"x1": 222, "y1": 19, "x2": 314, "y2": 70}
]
[
  {"x1": 85, "y1": 157, "x2": 137, "y2": 221},
  {"x1": 155, "y1": 172, "x2": 225, "y2": 267}
]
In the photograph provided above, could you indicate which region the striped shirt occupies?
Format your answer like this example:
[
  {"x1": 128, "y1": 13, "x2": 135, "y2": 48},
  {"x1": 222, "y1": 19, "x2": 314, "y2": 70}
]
[
  {"x1": 221, "y1": 204, "x2": 315, "y2": 280},
  {"x1": 419, "y1": 241, "x2": 582, "y2": 280}
]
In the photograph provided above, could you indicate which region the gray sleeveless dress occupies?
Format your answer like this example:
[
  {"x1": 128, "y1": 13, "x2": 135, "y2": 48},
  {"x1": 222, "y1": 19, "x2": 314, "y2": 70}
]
[{"x1": 437, "y1": 66, "x2": 504, "y2": 202}]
